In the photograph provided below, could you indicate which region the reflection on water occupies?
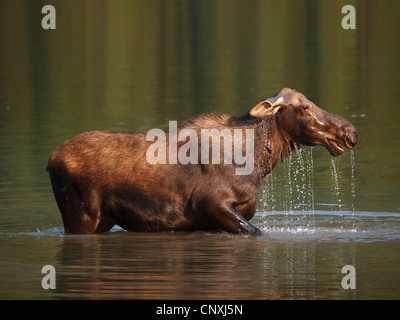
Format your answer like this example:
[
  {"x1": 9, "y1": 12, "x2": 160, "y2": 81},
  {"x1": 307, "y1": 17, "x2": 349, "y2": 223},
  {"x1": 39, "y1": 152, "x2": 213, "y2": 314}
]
[
  {"x1": 1, "y1": 211, "x2": 399, "y2": 299},
  {"x1": 57, "y1": 233, "x2": 318, "y2": 300},
  {"x1": 51, "y1": 215, "x2": 400, "y2": 300}
]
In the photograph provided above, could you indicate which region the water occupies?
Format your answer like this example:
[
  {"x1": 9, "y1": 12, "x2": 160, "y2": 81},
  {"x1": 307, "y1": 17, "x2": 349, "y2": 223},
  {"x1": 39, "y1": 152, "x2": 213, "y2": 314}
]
[
  {"x1": 1, "y1": 0, "x2": 400, "y2": 300},
  {"x1": 256, "y1": 211, "x2": 400, "y2": 243},
  {"x1": 350, "y1": 150, "x2": 356, "y2": 211},
  {"x1": 1, "y1": 211, "x2": 400, "y2": 299},
  {"x1": 330, "y1": 157, "x2": 344, "y2": 210},
  {"x1": 260, "y1": 147, "x2": 316, "y2": 230}
]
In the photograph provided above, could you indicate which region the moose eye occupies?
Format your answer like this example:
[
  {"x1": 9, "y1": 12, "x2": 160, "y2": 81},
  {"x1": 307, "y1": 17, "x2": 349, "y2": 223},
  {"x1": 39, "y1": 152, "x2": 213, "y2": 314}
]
[{"x1": 302, "y1": 105, "x2": 309, "y2": 111}]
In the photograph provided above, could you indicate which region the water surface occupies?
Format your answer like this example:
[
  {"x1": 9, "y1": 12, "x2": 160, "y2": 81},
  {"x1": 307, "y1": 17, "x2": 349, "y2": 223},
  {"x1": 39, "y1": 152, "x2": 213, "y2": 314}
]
[{"x1": 1, "y1": 211, "x2": 400, "y2": 300}]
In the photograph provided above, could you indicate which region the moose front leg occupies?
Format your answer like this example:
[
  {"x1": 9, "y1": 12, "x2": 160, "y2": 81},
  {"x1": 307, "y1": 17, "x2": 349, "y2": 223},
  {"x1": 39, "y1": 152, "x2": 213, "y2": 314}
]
[
  {"x1": 223, "y1": 205, "x2": 263, "y2": 236},
  {"x1": 194, "y1": 198, "x2": 263, "y2": 236}
]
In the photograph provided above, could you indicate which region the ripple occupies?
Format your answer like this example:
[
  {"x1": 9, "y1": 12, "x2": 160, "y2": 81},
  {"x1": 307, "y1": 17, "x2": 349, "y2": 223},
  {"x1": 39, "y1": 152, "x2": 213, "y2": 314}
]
[{"x1": 255, "y1": 210, "x2": 400, "y2": 243}]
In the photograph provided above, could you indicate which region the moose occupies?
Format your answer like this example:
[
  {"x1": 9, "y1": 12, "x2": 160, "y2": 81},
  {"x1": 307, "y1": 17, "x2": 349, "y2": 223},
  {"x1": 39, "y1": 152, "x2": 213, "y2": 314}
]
[{"x1": 47, "y1": 88, "x2": 358, "y2": 235}]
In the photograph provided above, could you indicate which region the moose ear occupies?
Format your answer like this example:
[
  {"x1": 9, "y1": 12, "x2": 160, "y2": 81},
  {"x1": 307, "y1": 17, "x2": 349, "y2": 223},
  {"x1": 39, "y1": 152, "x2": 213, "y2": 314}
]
[{"x1": 249, "y1": 98, "x2": 282, "y2": 118}]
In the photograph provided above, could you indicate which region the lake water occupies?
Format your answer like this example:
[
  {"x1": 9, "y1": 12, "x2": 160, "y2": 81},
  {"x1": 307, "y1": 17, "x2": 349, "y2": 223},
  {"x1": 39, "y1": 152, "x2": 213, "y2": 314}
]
[{"x1": 0, "y1": 0, "x2": 399, "y2": 300}]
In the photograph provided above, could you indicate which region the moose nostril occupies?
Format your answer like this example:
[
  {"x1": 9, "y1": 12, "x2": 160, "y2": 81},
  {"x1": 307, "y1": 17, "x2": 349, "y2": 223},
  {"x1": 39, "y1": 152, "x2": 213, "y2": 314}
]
[
  {"x1": 345, "y1": 131, "x2": 358, "y2": 149},
  {"x1": 345, "y1": 138, "x2": 355, "y2": 149}
]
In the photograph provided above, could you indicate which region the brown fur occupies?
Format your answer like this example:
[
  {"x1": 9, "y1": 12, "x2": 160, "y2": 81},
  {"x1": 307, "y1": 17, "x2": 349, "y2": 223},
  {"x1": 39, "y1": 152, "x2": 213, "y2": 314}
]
[{"x1": 47, "y1": 88, "x2": 358, "y2": 235}]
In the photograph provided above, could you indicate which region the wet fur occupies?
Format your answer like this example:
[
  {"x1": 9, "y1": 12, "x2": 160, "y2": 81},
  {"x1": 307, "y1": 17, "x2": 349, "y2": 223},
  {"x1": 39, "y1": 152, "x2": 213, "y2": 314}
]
[{"x1": 47, "y1": 89, "x2": 357, "y2": 235}]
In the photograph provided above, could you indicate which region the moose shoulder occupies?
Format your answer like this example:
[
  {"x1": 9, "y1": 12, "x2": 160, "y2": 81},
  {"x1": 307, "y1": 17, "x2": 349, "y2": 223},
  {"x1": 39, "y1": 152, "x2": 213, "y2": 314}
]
[{"x1": 47, "y1": 88, "x2": 358, "y2": 235}]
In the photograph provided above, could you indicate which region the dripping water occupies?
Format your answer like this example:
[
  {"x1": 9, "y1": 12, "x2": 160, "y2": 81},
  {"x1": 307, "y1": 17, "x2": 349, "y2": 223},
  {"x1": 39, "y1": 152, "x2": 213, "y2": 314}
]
[
  {"x1": 330, "y1": 156, "x2": 344, "y2": 211},
  {"x1": 329, "y1": 151, "x2": 358, "y2": 230},
  {"x1": 292, "y1": 145, "x2": 315, "y2": 228},
  {"x1": 350, "y1": 150, "x2": 357, "y2": 230},
  {"x1": 350, "y1": 150, "x2": 356, "y2": 211},
  {"x1": 259, "y1": 146, "x2": 315, "y2": 230},
  {"x1": 329, "y1": 151, "x2": 357, "y2": 212},
  {"x1": 259, "y1": 146, "x2": 358, "y2": 236},
  {"x1": 330, "y1": 156, "x2": 345, "y2": 230}
]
